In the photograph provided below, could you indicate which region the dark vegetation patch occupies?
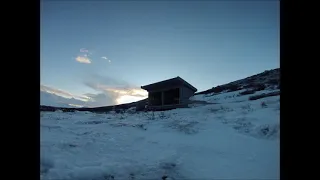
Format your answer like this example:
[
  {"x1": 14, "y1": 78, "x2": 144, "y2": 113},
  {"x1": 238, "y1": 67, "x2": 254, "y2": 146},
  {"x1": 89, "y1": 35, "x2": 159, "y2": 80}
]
[
  {"x1": 225, "y1": 84, "x2": 242, "y2": 92},
  {"x1": 195, "y1": 83, "x2": 241, "y2": 95},
  {"x1": 256, "y1": 124, "x2": 280, "y2": 139},
  {"x1": 266, "y1": 78, "x2": 279, "y2": 85},
  {"x1": 261, "y1": 102, "x2": 268, "y2": 108},
  {"x1": 249, "y1": 91, "x2": 280, "y2": 101},
  {"x1": 239, "y1": 89, "x2": 256, "y2": 96},
  {"x1": 40, "y1": 156, "x2": 54, "y2": 175},
  {"x1": 77, "y1": 120, "x2": 106, "y2": 125},
  {"x1": 110, "y1": 123, "x2": 147, "y2": 130},
  {"x1": 237, "y1": 84, "x2": 266, "y2": 96},
  {"x1": 168, "y1": 121, "x2": 199, "y2": 134},
  {"x1": 252, "y1": 83, "x2": 266, "y2": 91},
  {"x1": 210, "y1": 106, "x2": 234, "y2": 113},
  {"x1": 76, "y1": 161, "x2": 182, "y2": 180},
  {"x1": 103, "y1": 174, "x2": 115, "y2": 180}
]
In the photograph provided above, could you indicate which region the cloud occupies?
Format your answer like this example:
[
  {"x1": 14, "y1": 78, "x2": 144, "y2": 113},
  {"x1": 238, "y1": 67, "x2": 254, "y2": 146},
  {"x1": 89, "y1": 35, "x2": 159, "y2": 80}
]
[
  {"x1": 40, "y1": 75, "x2": 148, "y2": 108},
  {"x1": 101, "y1": 56, "x2": 111, "y2": 63},
  {"x1": 116, "y1": 95, "x2": 146, "y2": 104},
  {"x1": 40, "y1": 84, "x2": 109, "y2": 108},
  {"x1": 40, "y1": 91, "x2": 86, "y2": 108},
  {"x1": 80, "y1": 48, "x2": 89, "y2": 53},
  {"x1": 40, "y1": 89, "x2": 113, "y2": 108},
  {"x1": 86, "y1": 74, "x2": 132, "y2": 88},
  {"x1": 84, "y1": 84, "x2": 147, "y2": 105},
  {"x1": 40, "y1": 85, "x2": 90, "y2": 101},
  {"x1": 83, "y1": 92, "x2": 118, "y2": 107},
  {"x1": 83, "y1": 75, "x2": 148, "y2": 105},
  {"x1": 76, "y1": 56, "x2": 91, "y2": 64},
  {"x1": 68, "y1": 104, "x2": 84, "y2": 108}
]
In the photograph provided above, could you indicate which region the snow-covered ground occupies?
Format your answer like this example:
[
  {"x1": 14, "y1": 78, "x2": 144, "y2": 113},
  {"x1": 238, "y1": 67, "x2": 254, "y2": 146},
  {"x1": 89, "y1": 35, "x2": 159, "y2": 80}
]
[{"x1": 41, "y1": 89, "x2": 280, "y2": 180}]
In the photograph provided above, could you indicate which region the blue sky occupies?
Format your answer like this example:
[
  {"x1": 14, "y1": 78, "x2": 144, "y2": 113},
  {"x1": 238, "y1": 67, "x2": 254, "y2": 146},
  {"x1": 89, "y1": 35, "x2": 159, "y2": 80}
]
[{"x1": 40, "y1": 1, "x2": 279, "y2": 107}]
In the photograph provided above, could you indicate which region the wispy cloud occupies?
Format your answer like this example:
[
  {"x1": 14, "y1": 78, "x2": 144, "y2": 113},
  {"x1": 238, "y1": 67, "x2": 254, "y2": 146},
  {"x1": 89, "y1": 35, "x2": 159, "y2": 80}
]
[
  {"x1": 40, "y1": 84, "x2": 90, "y2": 101},
  {"x1": 99, "y1": 87, "x2": 147, "y2": 98},
  {"x1": 85, "y1": 84, "x2": 147, "y2": 105},
  {"x1": 83, "y1": 74, "x2": 148, "y2": 105},
  {"x1": 68, "y1": 104, "x2": 84, "y2": 108},
  {"x1": 76, "y1": 56, "x2": 91, "y2": 64},
  {"x1": 41, "y1": 75, "x2": 148, "y2": 108},
  {"x1": 83, "y1": 92, "x2": 118, "y2": 107},
  {"x1": 80, "y1": 48, "x2": 89, "y2": 53},
  {"x1": 75, "y1": 48, "x2": 93, "y2": 64},
  {"x1": 85, "y1": 82, "x2": 147, "y2": 97},
  {"x1": 41, "y1": 90, "x2": 86, "y2": 108},
  {"x1": 40, "y1": 85, "x2": 101, "y2": 107},
  {"x1": 86, "y1": 74, "x2": 132, "y2": 88},
  {"x1": 101, "y1": 56, "x2": 111, "y2": 63}
]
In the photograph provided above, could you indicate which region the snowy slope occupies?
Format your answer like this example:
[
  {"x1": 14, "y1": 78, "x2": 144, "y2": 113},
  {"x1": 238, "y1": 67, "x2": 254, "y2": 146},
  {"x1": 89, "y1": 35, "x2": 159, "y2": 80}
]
[{"x1": 41, "y1": 87, "x2": 280, "y2": 180}]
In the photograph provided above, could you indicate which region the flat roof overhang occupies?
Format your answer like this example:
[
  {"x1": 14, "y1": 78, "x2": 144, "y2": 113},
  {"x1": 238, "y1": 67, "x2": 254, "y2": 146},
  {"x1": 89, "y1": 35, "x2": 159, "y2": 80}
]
[{"x1": 141, "y1": 76, "x2": 197, "y2": 92}]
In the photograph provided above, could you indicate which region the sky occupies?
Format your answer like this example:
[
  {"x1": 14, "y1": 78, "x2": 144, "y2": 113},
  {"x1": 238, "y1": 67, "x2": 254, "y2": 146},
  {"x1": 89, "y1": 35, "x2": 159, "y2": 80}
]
[{"x1": 40, "y1": 0, "x2": 279, "y2": 107}]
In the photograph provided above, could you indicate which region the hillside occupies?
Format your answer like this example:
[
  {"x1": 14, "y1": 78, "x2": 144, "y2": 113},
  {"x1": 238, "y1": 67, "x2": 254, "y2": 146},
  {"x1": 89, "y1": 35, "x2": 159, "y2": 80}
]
[
  {"x1": 41, "y1": 68, "x2": 280, "y2": 180},
  {"x1": 195, "y1": 68, "x2": 279, "y2": 95}
]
